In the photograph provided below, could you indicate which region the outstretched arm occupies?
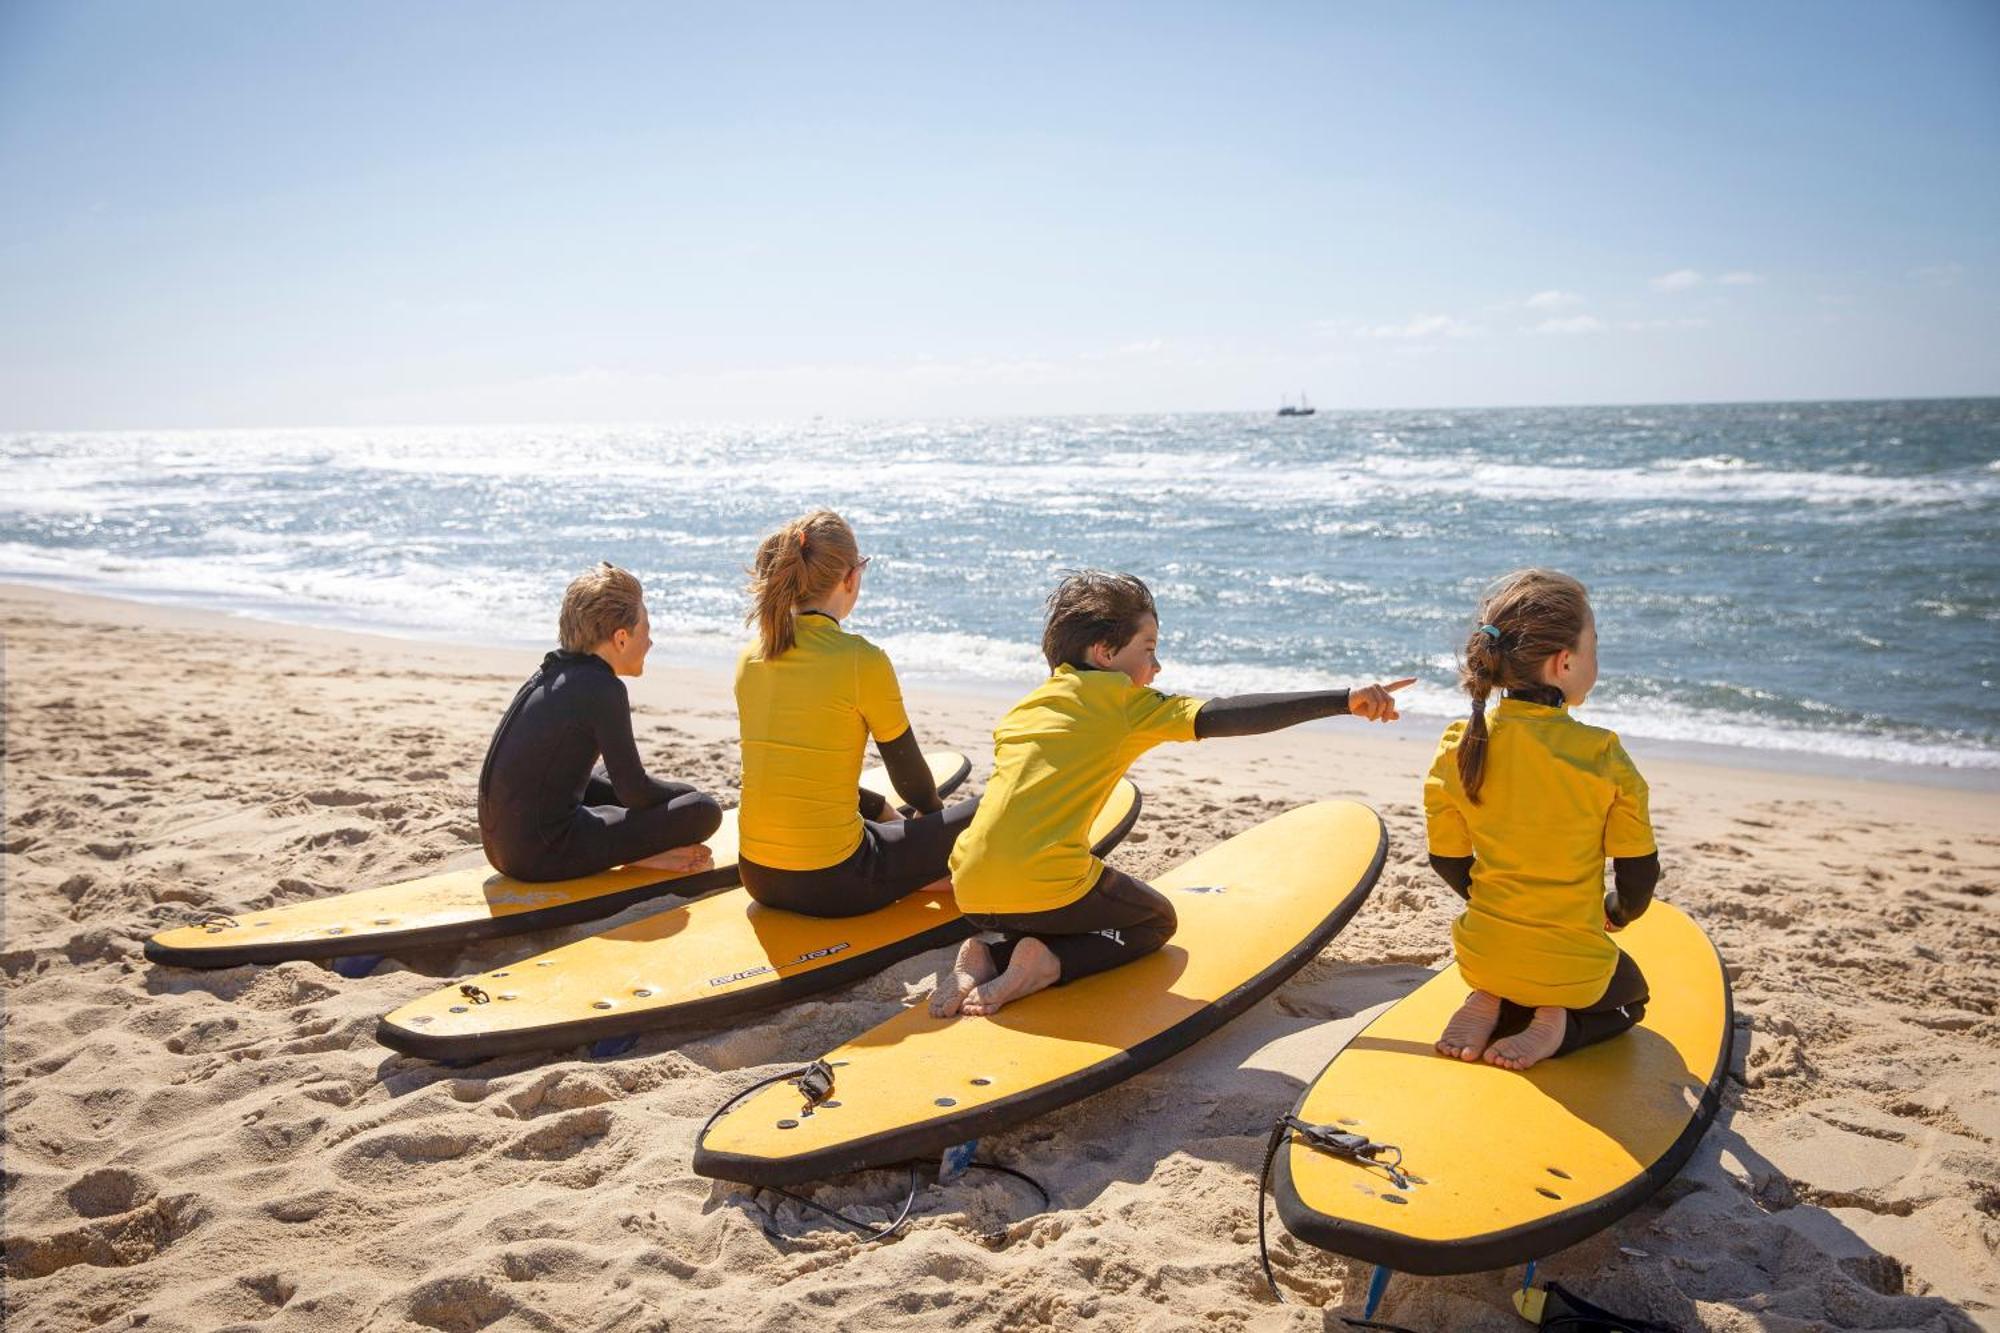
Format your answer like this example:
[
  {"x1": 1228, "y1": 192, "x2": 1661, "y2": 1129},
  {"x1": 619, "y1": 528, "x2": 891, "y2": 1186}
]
[{"x1": 1193, "y1": 678, "x2": 1413, "y2": 738}]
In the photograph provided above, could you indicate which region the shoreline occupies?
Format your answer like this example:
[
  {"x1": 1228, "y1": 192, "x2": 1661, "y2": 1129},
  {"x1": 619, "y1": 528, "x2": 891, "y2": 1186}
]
[{"x1": 5, "y1": 577, "x2": 1995, "y2": 794}]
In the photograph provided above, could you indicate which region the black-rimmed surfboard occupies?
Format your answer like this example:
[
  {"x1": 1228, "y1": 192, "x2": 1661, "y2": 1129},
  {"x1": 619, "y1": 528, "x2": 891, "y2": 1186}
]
[
  {"x1": 692, "y1": 800, "x2": 1386, "y2": 1189},
  {"x1": 145, "y1": 751, "x2": 971, "y2": 969},
  {"x1": 1268, "y1": 899, "x2": 1730, "y2": 1290},
  {"x1": 374, "y1": 778, "x2": 1142, "y2": 1061}
]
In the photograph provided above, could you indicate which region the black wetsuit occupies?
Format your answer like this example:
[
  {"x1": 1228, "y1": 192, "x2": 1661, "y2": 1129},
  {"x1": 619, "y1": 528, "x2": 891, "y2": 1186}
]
[
  {"x1": 1427, "y1": 684, "x2": 1659, "y2": 1055},
  {"x1": 478, "y1": 651, "x2": 723, "y2": 882},
  {"x1": 969, "y1": 688, "x2": 1354, "y2": 986}
]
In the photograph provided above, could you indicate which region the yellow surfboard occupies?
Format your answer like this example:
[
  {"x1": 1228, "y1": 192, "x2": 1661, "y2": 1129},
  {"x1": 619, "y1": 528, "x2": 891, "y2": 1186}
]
[
  {"x1": 145, "y1": 752, "x2": 970, "y2": 969},
  {"x1": 375, "y1": 779, "x2": 1144, "y2": 1061},
  {"x1": 1271, "y1": 900, "x2": 1731, "y2": 1276},
  {"x1": 694, "y1": 800, "x2": 1387, "y2": 1188}
]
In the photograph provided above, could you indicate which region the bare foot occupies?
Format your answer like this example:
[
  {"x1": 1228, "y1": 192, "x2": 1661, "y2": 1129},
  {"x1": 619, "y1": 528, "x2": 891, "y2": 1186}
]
[
  {"x1": 916, "y1": 875, "x2": 954, "y2": 895},
  {"x1": 929, "y1": 937, "x2": 998, "y2": 1018},
  {"x1": 1435, "y1": 989, "x2": 1502, "y2": 1061},
  {"x1": 632, "y1": 844, "x2": 713, "y2": 874},
  {"x1": 959, "y1": 937, "x2": 1061, "y2": 1017},
  {"x1": 1484, "y1": 1006, "x2": 1567, "y2": 1071}
]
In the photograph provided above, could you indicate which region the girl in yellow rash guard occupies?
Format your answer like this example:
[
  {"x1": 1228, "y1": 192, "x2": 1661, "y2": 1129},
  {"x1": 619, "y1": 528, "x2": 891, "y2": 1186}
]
[
  {"x1": 930, "y1": 571, "x2": 1412, "y2": 1018},
  {"x1": 1424, "y1": 568, "x2": 1662, "y2": 1072},
  {"x1": 734, "y1": 509, "x2": 970, "y2": 917}
]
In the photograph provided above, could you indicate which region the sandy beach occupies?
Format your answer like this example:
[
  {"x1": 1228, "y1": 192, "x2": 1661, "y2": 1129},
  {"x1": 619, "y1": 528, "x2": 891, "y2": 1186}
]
[{"x1": 3, "y1": 581, "x2": 1996, "y2": 1332}]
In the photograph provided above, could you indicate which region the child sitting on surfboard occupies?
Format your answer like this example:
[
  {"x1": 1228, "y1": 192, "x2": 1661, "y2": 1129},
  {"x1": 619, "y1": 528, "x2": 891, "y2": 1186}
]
[
  {"x1": 932, "y1": 570, "x2": 1410, "y2": 1018},
  {"x1": 734, "y1": 509, "x2": 966, "y2": 918},
  {"x1": 1426, "y1": 568, "x2": 1660, "y2": 1071},
  {"x1": 478, "y1": 562, "x2": 725, "y2": 882}
]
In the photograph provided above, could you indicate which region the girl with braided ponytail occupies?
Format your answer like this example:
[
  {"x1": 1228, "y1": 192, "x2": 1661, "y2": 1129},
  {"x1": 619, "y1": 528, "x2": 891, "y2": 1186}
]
[
  {"x1": 734, "y1": 510, "x2": 969, "y2": 916},
  {"x1": 1424, "y1": 569, "x2": 1662, "y2": 1071}
]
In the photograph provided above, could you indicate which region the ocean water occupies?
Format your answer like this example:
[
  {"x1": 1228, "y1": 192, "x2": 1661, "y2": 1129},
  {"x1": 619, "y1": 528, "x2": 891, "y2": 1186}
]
[{"x1": 3, "y1": 400, "x2": 1996, "y2": 775}]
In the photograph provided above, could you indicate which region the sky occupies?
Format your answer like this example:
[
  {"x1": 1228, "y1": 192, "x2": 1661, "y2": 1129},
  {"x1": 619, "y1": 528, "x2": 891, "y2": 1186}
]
[{"x1": 1, "y1": 0, "x2": 1996, "y2": 428}]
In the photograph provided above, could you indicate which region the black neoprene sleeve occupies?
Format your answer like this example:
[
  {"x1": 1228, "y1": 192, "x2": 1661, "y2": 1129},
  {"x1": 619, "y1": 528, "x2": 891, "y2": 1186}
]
[
  {"x1": 875, "y1": 728, "x2": 943, "y2": 815},
  {"x1": 1429, "y1": 854, "x2": 1474, "y2": 901},
  {"x1": 1604, "y1": 852, "x2": 1661, "y2": 928},
  {"x1": 1193, "y1": 689, "x2": 1350, "y2": 739},
  {"x1": 593, "y1": 684, "x2": 679, "y2": 810}
]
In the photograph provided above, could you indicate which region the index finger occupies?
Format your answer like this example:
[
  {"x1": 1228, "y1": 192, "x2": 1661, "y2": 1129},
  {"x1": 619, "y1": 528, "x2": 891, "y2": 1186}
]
[{"x1": 1382, "y1": 678, "x2": 1417, "y2": 692}]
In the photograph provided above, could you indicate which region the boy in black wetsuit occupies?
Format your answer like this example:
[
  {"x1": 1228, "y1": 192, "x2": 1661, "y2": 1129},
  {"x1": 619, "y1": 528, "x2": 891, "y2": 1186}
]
[{"x1": 478, "y1": 563, "x2": 723, "y2": 882}]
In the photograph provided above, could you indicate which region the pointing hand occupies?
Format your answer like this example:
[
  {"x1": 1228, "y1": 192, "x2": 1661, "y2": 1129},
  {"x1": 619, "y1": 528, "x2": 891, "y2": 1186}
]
[{"x1": 1350, "y1": 678, "x2": 1415, "y2": 723}]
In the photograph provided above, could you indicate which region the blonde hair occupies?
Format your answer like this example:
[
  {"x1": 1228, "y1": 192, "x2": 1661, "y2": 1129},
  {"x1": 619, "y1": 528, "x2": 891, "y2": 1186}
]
[
  {"x1": 558, "y1": 562, "x2": 645, "y2": 653},
  {"x1": 1457, "y1": 568, "x2": 1592, "y2": 803},
  {"x1": 745, "y1": 510, "x2": 861, "y2": 660}
]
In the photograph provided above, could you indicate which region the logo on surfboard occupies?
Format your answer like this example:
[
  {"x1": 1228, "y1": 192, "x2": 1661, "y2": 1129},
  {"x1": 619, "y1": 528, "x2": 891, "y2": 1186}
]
[{"x1": 707, "y1": 942, "x2": 852, "y2": 988}]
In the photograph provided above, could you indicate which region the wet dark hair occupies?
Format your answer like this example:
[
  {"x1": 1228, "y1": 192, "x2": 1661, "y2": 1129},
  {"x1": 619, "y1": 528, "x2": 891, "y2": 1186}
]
[
  {"x1": 1457, "y1": 568, "x2": 1592, "y2": 802},
  {"x1": 1041, "y1": 571, "x2": 1157, "y2": 672}
]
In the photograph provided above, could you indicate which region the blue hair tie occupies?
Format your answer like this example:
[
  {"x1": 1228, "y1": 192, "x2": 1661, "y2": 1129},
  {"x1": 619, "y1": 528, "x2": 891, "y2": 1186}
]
[{"x1": 1478, "y1": 624, "x2": 1502, "y2": 641}]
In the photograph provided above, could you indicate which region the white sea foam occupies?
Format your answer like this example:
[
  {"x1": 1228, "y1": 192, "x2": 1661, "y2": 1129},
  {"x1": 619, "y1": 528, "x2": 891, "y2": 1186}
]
[
  {"x1": 8, "y1": 426, "x2": 1993, "y2": 516},
  {"x1": 3, "y1": 408, "x2": 1994, "y2": 776}
]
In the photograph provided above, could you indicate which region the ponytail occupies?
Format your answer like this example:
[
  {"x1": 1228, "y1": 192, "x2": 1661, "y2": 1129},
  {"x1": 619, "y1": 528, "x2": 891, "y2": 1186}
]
[
  {"x1": 745, "y1": 510, "x2": 860, "y2": 660},
  {"x1": 1458, "y1": 665, "x2": 1495, "y2": 803},
  {"x1": 1455, "y1": 569, "x2": 1591, "y2": 804}
]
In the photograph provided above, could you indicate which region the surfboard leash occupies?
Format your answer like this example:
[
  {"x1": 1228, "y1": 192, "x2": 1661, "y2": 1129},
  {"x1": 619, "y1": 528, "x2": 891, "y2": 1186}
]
[
  {"x1": 749, "y1": 1159, "x2": 1049, "y2": 1245},
  {"x1": 753, "y1": 1166, "x2": 924, "y2": 1242},
  {"x1": 702, "y1": 1060, "x2": 1052, "y2": 1245},
  {"x1": 1255, "y1": 1113, "x2": 1416, "y2": 1327}
]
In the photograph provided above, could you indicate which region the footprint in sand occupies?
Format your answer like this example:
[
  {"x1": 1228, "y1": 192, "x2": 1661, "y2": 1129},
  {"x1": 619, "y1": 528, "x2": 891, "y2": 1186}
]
[
  {"x1": 503, "y1": 1108, "x2": 613, "y2": 1161},
  {"x1": 64, "y1": 1167, "x2": 157, "y2": 1219},
  {"x1": 304, "y1": 788, "x2": 378, "y2": 807},
  {"x1": 5, "y1": 1193, "x2": 205, "y2": 1280},
  {"x1": 401, "y1": 1275, "x2": 520, "y2": 1332}
]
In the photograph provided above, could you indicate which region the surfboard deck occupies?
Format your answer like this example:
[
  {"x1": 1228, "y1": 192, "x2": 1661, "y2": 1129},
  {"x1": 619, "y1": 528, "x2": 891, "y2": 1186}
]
[
  {"x1": 145, "y1": 752, "x2": 970, "y2": 969},
  {"x1": 1272, "y1": 900, "x2": 1731, "y2": 1276},
  {"x1": 693, "y1": 800, "x2": 1387, "y2": 1189},
  {"x1": 375, "y1": 778, "x2": 1144, "y2": 1061}
]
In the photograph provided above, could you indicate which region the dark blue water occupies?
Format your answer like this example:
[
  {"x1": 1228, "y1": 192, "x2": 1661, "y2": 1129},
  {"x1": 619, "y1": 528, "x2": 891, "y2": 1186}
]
[{"x1": 3, "y1": 399, "x2": 1995, "y2": 770}]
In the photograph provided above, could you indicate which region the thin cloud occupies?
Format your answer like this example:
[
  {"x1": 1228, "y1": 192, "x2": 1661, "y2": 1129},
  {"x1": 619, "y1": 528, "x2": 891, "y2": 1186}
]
[
  {"x1": 1909, "y1": 263, "x2": 1964, "y2": 286},
  {"x1": 1524, "y1": 290, "x2": 1584, "y2": 309},
  {"x1": 1359, "y1": 313, "x2": 1485, "y2": 340},
  {"x1": 1718, "y1": 271, "x2": 1764, "y2": 286},
  {"x1": 1649, "y1": 269, "x2": 1704, "y2": 292},
  {"x1": 1525, "y1": 315, "x2": 1710, "y2": 336}
]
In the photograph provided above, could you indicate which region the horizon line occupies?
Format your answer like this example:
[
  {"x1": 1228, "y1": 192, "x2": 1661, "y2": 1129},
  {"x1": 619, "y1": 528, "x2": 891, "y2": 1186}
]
[{"x1": 4, "y1": 391, "x2": 1997, "y2": 436}]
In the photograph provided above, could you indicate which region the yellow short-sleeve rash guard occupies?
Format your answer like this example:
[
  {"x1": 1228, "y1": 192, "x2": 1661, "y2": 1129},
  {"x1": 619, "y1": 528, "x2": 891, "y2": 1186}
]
[
  {"x1": 735, "y1": 614, "x2": 913, "y2": 871},
  {"x1": 1425, "y1": 698, "x2": 1657, "y2": 1009},
  {"x1": 949, "y1": 666, "x2": 1204, "y2": 915}
]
